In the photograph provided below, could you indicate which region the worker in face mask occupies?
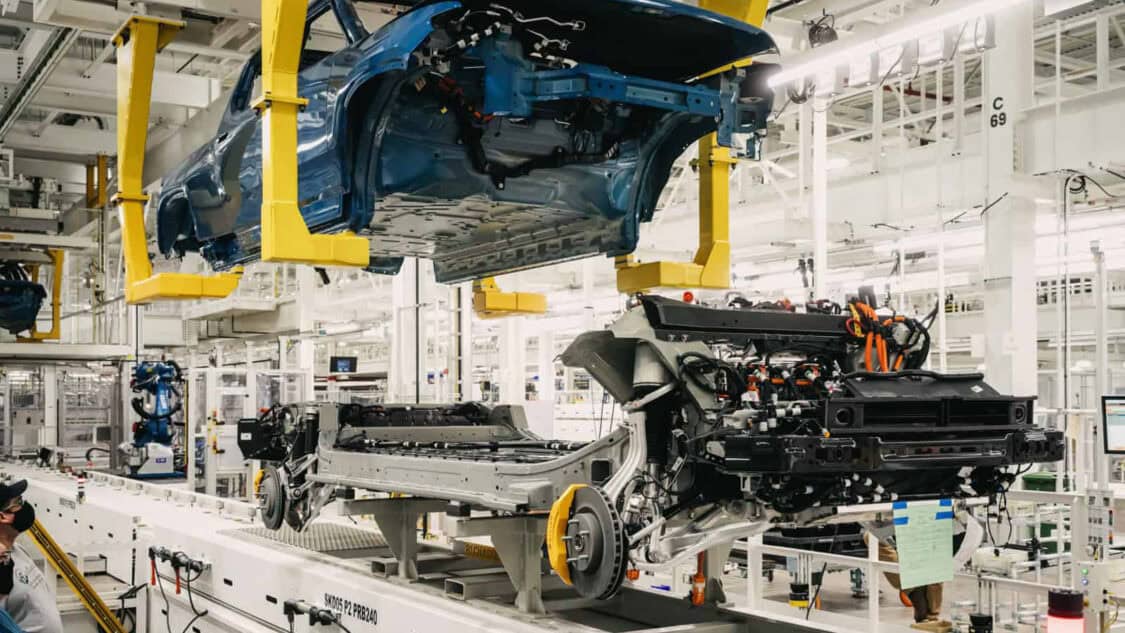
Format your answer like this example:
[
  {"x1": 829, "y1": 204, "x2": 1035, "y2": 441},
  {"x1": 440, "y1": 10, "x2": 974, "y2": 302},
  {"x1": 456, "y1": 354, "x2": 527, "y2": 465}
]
[{"x1": 0, "y1": 480, "x2": 61, "y2": 633}]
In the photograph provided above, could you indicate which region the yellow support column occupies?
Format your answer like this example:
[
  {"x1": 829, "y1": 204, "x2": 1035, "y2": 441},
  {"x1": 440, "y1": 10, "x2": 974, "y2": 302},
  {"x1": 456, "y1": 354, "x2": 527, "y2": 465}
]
[
  {"x1": 252, "y1": 0, "x2": 368, "y2": 267},
  {"x1": 113, "y1": 16, "x2": 242, "y2": 304},
  {"x1": 84, "y1": 163, "x2": 94, "y2": 208},
  {"x1": 95, "y1": 153, "x2": 108, "y2": 208},
  {"x1": 616, "y1": 0, "x2": 768, "y2": 294},
  {"x1": 18, "y1": 249, "x2": 62, "y2": 342},
  {"x1": 85, "y1": 155, "x2": 108, "y2": 208},
  {"x1": 472, "y1": 277, "x2": 546, "y2": 319}
]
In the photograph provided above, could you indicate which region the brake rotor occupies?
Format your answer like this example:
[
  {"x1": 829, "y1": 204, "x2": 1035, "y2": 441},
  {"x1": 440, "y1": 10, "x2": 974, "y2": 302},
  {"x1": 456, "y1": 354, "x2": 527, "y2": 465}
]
[
  {"x1": 257, "y1": 465, "x2": 288, "y2": 530},
  {"x1": 565, "y1": 487, "x2": 626, "y2": 600}
]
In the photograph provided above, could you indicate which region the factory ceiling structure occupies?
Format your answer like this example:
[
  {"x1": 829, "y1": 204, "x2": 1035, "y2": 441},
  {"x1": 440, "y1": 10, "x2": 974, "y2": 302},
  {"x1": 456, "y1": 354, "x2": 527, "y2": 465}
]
[{"x1": 1, "y1": 1, "x2": 1125, "y2": 632}]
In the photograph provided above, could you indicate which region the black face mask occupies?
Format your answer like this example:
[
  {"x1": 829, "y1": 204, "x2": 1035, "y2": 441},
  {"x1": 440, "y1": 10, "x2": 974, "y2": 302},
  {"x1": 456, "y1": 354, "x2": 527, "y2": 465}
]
[
  {"x1": 11, "y1": 504, "x2": 33, "y2": 533},
  {"x1": 0, "y1": 561, "x2": 13, "y2": 595}
]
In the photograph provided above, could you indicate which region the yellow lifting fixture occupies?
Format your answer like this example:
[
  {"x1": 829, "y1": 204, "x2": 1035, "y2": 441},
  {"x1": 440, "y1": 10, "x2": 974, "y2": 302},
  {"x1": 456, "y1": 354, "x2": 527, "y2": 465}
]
[
  {"x1": 18, "y1": 249, "x2": 63, "y2": 342},
  {"x1": 113, "y1": 16, "x2": 242, "y2": 304},
  {"x1": 253, "y1": 0, "x2": 369, "y2": 267},
  {"x1": 472, "y1": 277, "x2": 547, "y2": 319},
  {"x1": 28, "y1": 519, "x2": 127, "y2": 633},
  {"x1": 615, "y1": 0, "x2": 769, "y2": 294}
]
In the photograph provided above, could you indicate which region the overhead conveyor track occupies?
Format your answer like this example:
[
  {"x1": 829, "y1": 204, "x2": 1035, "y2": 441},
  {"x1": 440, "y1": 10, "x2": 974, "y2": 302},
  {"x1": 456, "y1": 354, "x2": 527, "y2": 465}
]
[{"x1": 0, "y1": 26, "x2": 80, "y2": 142}]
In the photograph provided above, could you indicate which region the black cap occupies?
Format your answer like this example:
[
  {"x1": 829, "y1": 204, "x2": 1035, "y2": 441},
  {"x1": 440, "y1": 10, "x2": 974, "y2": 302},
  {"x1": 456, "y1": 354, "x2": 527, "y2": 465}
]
[
  {"x1": 0, "y1": 480, "x2": 27, "y2": 507},
  {"x1": 1048, "y1": 588, "x2": 1085, "y2": 617},
  {"x1": 968, "y1": 613, "x2": 994, "y2": 633}
]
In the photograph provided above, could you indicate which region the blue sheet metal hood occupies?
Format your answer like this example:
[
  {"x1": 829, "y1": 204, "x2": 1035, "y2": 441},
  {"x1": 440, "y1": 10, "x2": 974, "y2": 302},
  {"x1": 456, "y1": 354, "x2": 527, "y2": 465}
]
[
  {"x1": 422, "y1": 0, "x2": 777, "y2": 82},
  {"x1": 0, "y1": 280, "x2": 45, "y2": 335}
]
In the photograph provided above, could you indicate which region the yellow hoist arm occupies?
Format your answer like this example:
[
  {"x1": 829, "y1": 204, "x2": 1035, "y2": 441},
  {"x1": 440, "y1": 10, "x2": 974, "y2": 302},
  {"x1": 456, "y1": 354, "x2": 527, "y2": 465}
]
[
  {"x1": 18, "y1": 249, "x2": 63, "y2": 342},
  {"x1": 252, "y1": 0, "x2": 369, "y2": 267},
  {"x1": 112, "y1": 15, "x2": 242, "y2": 304},
  {"x1": 472, "y1": 277, "x2": 547, "y2": 318},
  {"x1": 615, "y1": 0, "x2": 770, "y2": 294}
]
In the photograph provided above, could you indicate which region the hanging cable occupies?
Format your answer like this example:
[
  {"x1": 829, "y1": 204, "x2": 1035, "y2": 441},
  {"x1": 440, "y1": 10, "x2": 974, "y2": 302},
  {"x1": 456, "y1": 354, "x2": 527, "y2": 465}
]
[{"x1": 154, "y1": 568, "x2": 174, "y2": 633}]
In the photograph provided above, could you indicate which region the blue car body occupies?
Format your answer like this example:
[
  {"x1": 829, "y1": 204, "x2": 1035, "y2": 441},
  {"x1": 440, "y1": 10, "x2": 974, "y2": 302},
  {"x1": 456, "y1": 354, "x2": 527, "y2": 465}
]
[
  {"x1": 0, "y1": 280, "x2": 44, "y2": 335},
  {"x1": 0, "y1": 262, "x2": 45, "y2": 335},
  {"x1": 155, "y1": 0, "x2": 776, "y2": 283}
]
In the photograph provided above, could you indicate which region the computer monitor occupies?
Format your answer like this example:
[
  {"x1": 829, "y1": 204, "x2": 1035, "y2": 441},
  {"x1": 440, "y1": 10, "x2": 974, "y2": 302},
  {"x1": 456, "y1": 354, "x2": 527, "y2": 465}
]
[
  {"x1": 1102, "y1": 396, "x2": 1125, "y2": 454},
  {"x1": 330, "y1": 356, "x2": 358, "y2": 373}
]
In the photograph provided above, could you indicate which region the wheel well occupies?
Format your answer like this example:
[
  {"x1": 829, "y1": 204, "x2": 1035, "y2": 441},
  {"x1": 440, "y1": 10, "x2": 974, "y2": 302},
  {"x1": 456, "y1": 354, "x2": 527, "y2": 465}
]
[
  {"x1": 340, "y1": 72, "x2": 406, "y2": 227},
  {"x1": 156, "y1": 193, "x2": 199, "y2": 255}
]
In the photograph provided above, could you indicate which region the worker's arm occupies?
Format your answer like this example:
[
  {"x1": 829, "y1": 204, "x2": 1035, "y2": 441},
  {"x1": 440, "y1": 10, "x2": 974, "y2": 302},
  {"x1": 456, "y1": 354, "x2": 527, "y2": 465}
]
[{"x1": 0, "y1": 609, "x2": 25, "y2": 633}]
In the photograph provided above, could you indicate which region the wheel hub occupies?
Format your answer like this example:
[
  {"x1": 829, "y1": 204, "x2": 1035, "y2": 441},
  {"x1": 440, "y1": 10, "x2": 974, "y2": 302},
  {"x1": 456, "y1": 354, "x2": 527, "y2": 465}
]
[
  {"x1": 257, "y1": 465, "x2": 288, "y2": 530},
  {"x1": 564, "y1": 487, "x2": 626, "y2": 600}
]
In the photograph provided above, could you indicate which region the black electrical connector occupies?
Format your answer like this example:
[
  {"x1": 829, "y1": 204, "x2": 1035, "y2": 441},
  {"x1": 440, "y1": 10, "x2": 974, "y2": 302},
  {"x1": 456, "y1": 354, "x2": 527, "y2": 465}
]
[
  {"x1": 284, "y1": 599, "x2": 352, "y2": 632},
  {"x1": 149, "y1": 546, "x2": 173, "y2": 563},
  {"x1": 148, "y1": 546, "x2": 211, "y2": 633},
  {"x1": 171, "y1": 551, "x2": 207, "y2": 575}
]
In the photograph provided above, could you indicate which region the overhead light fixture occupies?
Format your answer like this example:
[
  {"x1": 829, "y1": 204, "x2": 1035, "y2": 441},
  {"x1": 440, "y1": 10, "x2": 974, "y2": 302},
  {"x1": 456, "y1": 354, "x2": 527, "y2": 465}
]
[{"x1": 769, "y1": 0, "x2": 1028, "y2": 92}]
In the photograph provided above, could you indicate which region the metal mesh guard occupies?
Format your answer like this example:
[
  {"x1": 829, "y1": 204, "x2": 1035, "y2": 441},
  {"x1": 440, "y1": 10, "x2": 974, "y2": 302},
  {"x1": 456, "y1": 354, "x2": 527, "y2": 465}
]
[{"x1": 225, "y1": 522, "x2": 387, "y2": 553}]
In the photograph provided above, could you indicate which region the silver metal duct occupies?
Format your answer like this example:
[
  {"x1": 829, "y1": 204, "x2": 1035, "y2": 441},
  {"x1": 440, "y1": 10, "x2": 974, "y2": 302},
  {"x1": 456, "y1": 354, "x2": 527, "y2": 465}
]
[{"x1": 0, "y1": 26, "x2": 81, "y2": 142}]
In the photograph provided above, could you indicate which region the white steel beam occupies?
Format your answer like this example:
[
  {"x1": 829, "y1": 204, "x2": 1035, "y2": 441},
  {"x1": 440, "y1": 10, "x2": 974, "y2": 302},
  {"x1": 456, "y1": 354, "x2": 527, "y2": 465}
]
[
  {"x1": 28, "y1": 88, "x2": 115, "y2": 116},
  {"x1": 0, "y1": 343, "x2": 132, "y2": 360},
  {"x1": 2, "y1": 122, "x2": 115, "y2": 155},
  {"x1": 31, "y1": 108, "x2": 60, "y2": 136},
  {"x1": 389, "y1": 258, "x2": 420, "y2": 402},
  {"x1": 12, "y1": 157, "x2": 86, "y2": 187},
  {"x1": 0, "y1": 58, "x2": 219, "y2": 109},
  {"x1": 0, "y1": 15, "x2": 51, "y2": 31},
  {"x1": 0, "y1": 230, "x2": 96, "y2": 249},
  {"x1": 17, "y1": 29, "x2": 52, "y2": 65},
  {"x1": 208, "y1": 18, "x2": 251, "y2": 48},
  {"x1": 0, "y1": 26, "x2": 79, "y2": 141},
  {"x1": 1113, "y1": 16, "x2": 1125, "y2": 47},
  {"x1": 29, "y1": 87, "x2": 187, "y2": 122},
  {"x1": 499, "y1": 316, "x2": 526, "y2": 405},
  {"x1": 42, "y1": 365, "x2": 57, "y2": 447},
  {"x1": 32, "y1": 0, "x2": 259, "y2": 32},
  {"x1": 1097, "y1": 13, "x2": 1111, "y2": 91},
  {"x1": 981, "y1": 1, "x2": 1036, "y2": 396},
  {"x1": 811, "y1": 96, "x2": 828, "y2": 301},
  {"x1": 457, "y1": 284, "x2": 473, "y2": 402},
  {"x1": 80, "y1": 40, "x2": 114, "y2": 79},
  {"x1": 80, "y1": 30, "x2": 252, "y2": 65},
  {"x1": 46, "y1": 59, "x2": 218, "y2": 108}
]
